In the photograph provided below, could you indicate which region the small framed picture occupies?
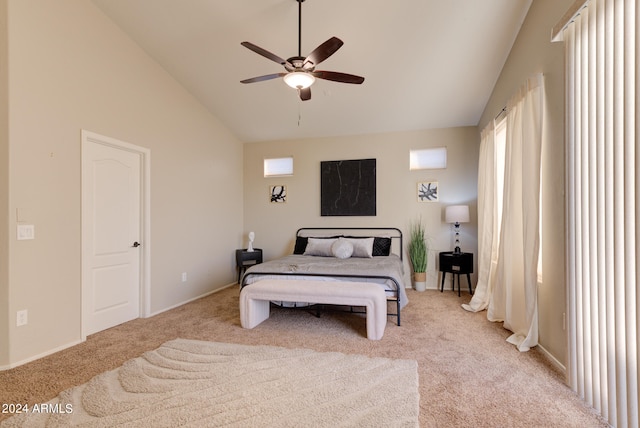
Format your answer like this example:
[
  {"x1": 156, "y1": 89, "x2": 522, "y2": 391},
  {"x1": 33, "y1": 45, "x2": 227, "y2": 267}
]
[
  {"x1": 417, "y1": 181, "x2": 438, "y2": 202},
  {"x1": 270, "y1": 185, "x2": 287, "y2": 203}
]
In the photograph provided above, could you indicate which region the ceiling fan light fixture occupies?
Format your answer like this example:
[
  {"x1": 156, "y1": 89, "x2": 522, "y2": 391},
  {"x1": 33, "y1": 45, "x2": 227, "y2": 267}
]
[{"x1": 283, "y1": 71, "x2": 315, "y2": 89}]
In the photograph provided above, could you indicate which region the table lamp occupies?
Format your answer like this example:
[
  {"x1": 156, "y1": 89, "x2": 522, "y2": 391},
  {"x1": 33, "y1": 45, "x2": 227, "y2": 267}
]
[{"x1": 445, "y1": 205, "x2": 470, "y2": 254}]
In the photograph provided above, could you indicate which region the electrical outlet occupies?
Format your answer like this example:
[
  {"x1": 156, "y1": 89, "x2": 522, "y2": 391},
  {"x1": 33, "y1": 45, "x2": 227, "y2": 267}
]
[
  {"x1": 16, "y1": 310, "x2": 28, "y2": 327},
  {"x1": 181, "y1": 272, "x2": 187, "y2": 282}
]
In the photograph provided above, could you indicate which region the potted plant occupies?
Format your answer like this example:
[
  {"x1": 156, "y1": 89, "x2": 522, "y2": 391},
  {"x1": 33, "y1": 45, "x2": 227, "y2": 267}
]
[{"x1": 408, "y1": 218, "x2": 428, "y2": 292}]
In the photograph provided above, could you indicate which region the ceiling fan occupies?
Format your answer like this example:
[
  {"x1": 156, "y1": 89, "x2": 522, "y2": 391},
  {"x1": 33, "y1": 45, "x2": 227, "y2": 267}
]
[{"x1": 240, "y1": 0, "x2": 365, "y2": 101}]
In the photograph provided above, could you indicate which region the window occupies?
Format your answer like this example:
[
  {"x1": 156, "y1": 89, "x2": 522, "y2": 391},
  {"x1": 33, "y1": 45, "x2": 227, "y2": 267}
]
[
  {"x1": 491, "y1": 116, "x2": 542, "y2": 284},
  {"x1": 409, "y1": 147, "x2": 447, "y2": 170},
  {"x1": 263, "y1": 157, "x2": 293, "y2": 177}
]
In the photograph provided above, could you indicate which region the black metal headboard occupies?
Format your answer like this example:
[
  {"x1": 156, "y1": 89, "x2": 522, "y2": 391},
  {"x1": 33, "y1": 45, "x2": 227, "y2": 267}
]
[{"x1": 296, "y1": 227, "x2": 403, "y2": 261}]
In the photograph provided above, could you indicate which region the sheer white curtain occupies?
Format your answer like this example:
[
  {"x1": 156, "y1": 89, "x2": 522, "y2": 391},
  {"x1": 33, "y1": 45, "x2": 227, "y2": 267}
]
[
  {"x1": 462, "y1": 122, "x2": 501, "y2": 313},
  {"x1": 556, "y1": 0, "x2": 639, "y2": 426},
  {"x1": 489, "y1": 75, "x2": 543, "y2": 352},
  {"x1": 464, "y1": 74, "x2": 544, "y2": 353}
]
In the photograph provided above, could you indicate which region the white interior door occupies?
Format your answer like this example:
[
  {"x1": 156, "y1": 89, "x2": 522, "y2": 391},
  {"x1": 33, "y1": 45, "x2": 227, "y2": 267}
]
[{"x1": 82, "y1": 134, "x2": 142, "y2": 336}]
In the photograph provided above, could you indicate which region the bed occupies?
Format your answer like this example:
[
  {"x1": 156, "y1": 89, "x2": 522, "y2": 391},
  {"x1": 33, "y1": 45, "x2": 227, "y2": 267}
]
[{"x1": 240, "y1": 227, "x2": 409, "y2": 326}]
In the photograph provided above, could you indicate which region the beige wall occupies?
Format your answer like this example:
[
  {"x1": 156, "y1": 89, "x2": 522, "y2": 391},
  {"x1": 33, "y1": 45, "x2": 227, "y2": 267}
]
[
  {"x1": 1, "y1": 0, "x2": 244, "y2": 367},
  {"x1": 0, "y1": 0, "x2": 9, "y2": 366},
  {"x1": 478, "y1": 0, "x2": 572, "y2": 366},
  {"x1": 0, "y1": 0, "x2": 571, "y2": 370},
  {"x1": 243, "y1": 128, "x2": 479, "y2": 290}
]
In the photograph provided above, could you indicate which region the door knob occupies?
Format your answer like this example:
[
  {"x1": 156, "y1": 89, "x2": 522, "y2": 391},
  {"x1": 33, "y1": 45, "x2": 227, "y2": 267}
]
[{"x1": 132, "y1": 241, "x2": 141, "y2": 248}]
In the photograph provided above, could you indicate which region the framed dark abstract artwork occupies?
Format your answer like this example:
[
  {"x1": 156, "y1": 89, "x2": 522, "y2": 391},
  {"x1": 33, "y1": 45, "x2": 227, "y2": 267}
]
[
  {"x1": 417, "y1": 181, "x2": 438, "y2": 202},
  {"x1": 321, "y1": 158, "x2": 376, "y2": 216},
  {"x1": 270, "y1": 185, "x2": 287, "y2": 203}
]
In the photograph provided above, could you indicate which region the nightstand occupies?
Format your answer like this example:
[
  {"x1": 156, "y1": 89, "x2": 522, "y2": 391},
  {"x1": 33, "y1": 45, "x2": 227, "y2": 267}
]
[
  {"x1": 236, "y1": 248, "x2": 263, "y2": 283},
  {"x1": 439, "y1": 251, "x2": 473, "y2": 296}
]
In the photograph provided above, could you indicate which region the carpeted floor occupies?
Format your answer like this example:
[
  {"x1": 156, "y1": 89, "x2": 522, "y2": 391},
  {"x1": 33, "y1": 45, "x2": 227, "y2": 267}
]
[{"x1": 0, "y1": 286, "x2": 608, "y2": 427}]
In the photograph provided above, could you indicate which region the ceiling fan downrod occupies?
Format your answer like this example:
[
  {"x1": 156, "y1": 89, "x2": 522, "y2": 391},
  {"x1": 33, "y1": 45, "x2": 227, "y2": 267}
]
[{"x1": 297, "y1": 0, "x2": 305, "y2": 58}]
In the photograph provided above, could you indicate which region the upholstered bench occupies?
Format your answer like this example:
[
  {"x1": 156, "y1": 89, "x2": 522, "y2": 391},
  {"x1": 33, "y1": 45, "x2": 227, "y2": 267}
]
[{"x1": 239, "y1": 279, "x2": 388, "y2": 340}]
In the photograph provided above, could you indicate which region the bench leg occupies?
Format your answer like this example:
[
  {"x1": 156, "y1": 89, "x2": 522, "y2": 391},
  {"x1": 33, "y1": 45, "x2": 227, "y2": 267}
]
[
  {"x1": 240, "y1": 295, "x2": 270, "y2": 329},
  {"x1": 366, "y1": 296, "x2": 388, "y2": 340}
]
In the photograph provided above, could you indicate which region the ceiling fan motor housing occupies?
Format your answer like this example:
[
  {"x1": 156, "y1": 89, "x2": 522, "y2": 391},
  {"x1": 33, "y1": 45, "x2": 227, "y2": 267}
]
[{"x1": 285, "y1": 57, "x2": 310, "y2": 72}]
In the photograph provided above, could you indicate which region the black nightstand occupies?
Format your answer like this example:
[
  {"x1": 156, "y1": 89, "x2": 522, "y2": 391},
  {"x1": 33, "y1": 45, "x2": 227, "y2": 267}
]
[
  {"x1": 236, "y1": 248, "x2": 263, "y2": 283},
  {"x1": 439, "y1": 251, "x2": 473, "y2": 296}
]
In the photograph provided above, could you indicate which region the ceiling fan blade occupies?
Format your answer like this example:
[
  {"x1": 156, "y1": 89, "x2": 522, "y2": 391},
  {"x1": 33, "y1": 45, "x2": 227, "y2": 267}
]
[
  {"x1": 303, "y1": 37, "x2": 343, "y2": 68},
  {"x1": 299, "y1": 87, "x2": 311, "y2": 101},
  {"x1": 241, "y1": 41, "x2": 291, "y2": 67},
  {"x1": 240, "y1": 73, "x2": 286, "y2": 84},
  {"x1": 312, "y1": 71, "x2": 365, "y2": 84}
]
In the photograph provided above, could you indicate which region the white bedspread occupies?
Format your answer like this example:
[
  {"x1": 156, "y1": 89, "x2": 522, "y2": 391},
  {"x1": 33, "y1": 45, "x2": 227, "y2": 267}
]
[{"x1": 242, "y1": 254, "x2": 409, "y2": 308}]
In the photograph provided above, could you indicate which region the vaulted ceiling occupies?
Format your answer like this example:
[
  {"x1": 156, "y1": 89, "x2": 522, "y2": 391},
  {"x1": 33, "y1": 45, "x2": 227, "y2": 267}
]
[{"x1": 92, "y1": 0, "x2": 532, "y2": 143}]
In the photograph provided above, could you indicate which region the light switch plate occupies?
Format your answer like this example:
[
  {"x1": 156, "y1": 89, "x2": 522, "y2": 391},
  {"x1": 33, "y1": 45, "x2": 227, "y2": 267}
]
[
  {"x1": 16, "y1": 310, "x2": 28, "y2": 327},
  {"x1": 17, "y1": 224, "x2": 35, "y2": 240}
]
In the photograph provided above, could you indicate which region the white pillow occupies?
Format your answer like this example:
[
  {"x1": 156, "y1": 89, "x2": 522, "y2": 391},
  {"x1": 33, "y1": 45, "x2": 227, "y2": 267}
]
[
  {"x1": 303, "y1": 238, "x2": 337, "y2": 257},
  {"x1": 345, "y1": 237, "x2": 374, "y2": 258},
  {"x1": 331, "y1": 238, "x2": 354, "y2": 259}
]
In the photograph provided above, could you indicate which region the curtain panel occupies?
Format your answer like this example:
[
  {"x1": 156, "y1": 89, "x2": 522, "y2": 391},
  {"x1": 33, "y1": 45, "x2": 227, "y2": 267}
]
[
  {"x1": 560, "y1": 0, "x2": 639, "y2": 426},
  {"x1": 463, "y1": 123, "x2": 499, "y2": 313},
  {"x1": 464, "y1": 74, "x2": 544, "y2": 353},
  {"x1": 489, "y1": 75, "x2": 543, "y2": 352}
]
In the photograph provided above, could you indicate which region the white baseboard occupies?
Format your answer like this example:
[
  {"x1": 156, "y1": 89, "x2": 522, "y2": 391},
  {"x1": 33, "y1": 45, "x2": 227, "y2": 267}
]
[
  {"x1": 537, "y1": 343, "x2": 567, "y2": 378},
  {"x1": 0, "y1": 339, "x2": 84, "y2": 371},
  {"x1": 147, "y1": 282, "x2": 237, "y2": 318}
]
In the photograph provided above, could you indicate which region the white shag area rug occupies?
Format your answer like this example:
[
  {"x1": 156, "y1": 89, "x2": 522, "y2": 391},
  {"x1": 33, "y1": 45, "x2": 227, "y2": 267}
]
[{"x1": 3, "y1": 339, "x2": 419, "y2": 427}]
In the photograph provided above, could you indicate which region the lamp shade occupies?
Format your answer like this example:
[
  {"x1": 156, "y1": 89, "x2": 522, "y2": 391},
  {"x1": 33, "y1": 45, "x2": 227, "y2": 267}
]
[
  {"x1": 445, "y1": 205, "x2": 470, "y2": 224},
  {"x1": 283, "y1": 71, "x2": 315, "y2": 89}
]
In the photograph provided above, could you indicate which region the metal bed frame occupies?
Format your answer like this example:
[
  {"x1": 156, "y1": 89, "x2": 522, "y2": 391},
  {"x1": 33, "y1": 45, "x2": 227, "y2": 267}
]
[{"x1": 240, "y1": 227, "x2": 404, "y2": 326}]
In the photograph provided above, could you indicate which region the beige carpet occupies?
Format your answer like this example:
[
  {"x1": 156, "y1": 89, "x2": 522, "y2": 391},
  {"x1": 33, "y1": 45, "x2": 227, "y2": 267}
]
[
  {"x1": 1, "y1": 338, "x2": 419, "y2": 427},
  {"x1": 0, "y1": 286, "x2": 608, "y2": 427}
]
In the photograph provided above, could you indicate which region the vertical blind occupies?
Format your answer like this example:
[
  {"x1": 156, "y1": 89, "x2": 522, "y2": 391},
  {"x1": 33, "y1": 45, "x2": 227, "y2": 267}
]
[{"x1": 559, "y1": 0, "x2": 639, "y2": 426}]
